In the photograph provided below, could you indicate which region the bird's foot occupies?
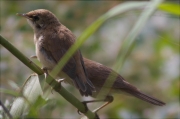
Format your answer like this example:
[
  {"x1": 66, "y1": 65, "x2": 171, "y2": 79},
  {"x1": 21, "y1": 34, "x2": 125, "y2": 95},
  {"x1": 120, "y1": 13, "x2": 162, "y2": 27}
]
[
  {"x1": 78, "y1": 102, "x2": 100, "y2": 119},
  {"x1": 51, "y1": 79, "x2": 64, "y2": 94},
  {"x1": 104, "y1": 95, "x2": 114, "y2": 103},
  {"x1": 57, "y1": 79, "x2": 64, "y2": 85},
  {"x1": 93, "y1": 96, "x2": 114, "y2": 113},
  {"x1": 77, "y1": 101, "x2": 89, "y2": 115},
  {"x1": 42, "y1": 67, "x2": 49, "y2": 76}
]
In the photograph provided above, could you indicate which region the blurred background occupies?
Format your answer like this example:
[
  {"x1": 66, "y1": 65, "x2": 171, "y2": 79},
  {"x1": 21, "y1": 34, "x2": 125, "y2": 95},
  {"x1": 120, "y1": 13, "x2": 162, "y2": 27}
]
[{"x1": 0, "y1": 1, "x2": 179, "y2": 119}]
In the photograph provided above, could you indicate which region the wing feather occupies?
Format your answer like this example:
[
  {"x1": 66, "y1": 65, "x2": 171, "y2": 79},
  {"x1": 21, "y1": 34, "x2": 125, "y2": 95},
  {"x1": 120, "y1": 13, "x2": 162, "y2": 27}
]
[{"x1": 43, "y1": 27, "x2": 94, "y2": 94}]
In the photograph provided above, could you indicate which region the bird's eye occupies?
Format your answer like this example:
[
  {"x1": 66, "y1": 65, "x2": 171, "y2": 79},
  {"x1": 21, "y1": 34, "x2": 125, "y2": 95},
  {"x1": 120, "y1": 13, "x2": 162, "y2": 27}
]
[{"x1": 32, "y1": 15, "x2": 39, "y2": 21}]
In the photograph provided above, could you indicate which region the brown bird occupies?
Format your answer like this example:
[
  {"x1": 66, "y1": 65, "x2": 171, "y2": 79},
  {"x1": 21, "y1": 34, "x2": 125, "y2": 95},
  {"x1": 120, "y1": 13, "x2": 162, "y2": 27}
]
[
  {"x1": 81, "y1": 58, "x2": 165, "y2": 112},
  {"x1": 17, "y1": 9, "x2": 95, "y2": 96},
  {"x1": 17, "y1": 9, "x2": 165, "y2": 114}
]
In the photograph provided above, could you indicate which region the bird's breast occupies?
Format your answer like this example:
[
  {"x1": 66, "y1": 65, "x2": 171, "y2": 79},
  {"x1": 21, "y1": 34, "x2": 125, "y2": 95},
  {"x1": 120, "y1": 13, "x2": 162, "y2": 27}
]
[{"x1": 35, "y1": 35, "x2": 55, "y2": 70}]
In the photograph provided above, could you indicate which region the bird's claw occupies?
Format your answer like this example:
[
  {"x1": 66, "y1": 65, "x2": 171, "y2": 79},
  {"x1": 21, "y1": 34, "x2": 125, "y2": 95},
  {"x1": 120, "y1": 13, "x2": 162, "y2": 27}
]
[
  {"x1": 77, "y1": 110, "x2": 81, "y2": 115},
  {"x1": 78, "y1": 105, "x2": 100, "y2": 119},
  {"x1": 51, "y1": 79, "x2": 64, "y2": 94},
  {"x1": 42, "y1": 67, "x2": 49, "y2": 76},
  {"x1": 57, "y1": 79, "x2": 64, "y2": 89},
  {"x1": 104, "y1": 95, "x2": 114, "y2": 103},
  {"x1": 77, "y1": 101, "x2": 89, "y2": 115}
]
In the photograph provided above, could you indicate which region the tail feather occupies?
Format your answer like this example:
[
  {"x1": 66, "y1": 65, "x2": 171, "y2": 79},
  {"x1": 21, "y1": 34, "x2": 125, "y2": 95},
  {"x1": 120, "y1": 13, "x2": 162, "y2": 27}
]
[
  {"x1": 73, "y1": 77, "x2": 86, "y2": 92},
  {"x1": 116, "y1": 80, "x2": 165, "y2": 106},
  {"x1": 86, "y1": 78, "x2": 96, "y2": 92},
  {"x1": 123, "y1": 89, "x2": 165, "y2": 106}
]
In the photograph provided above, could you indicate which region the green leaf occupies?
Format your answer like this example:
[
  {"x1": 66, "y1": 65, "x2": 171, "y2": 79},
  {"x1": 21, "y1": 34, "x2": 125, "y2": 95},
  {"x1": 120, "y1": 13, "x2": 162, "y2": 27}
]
[
  {"x1": 0, "y1": 88, "x2": 19, "y2": 97},
  {"x1": 158, "y1": 3, "x2": 180, "y2": 15},
  {"x1": 114, "y1": 0, "x2": 164, "y2": 72},
  {"x1": 50, "y1": 1, "x2": 149, "y2": 81},
  {"x1": 10, "y1": 74, "x2": 43, "y2": 118}
]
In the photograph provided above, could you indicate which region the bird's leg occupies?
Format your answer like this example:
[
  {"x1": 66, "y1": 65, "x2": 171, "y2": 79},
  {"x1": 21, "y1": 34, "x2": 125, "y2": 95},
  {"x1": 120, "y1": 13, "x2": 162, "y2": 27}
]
[
  {"x1": 77, "y1": 102, "x2": 100, "y2": 119},
  {"x1": 77, "y1": 96, "x2": 113, "y2": 115},
  {"x1": 93, "y1": 96, "x2": 114, "y2": 113},
  {"x1": 41, "y1": 67, "x2": 56, "y2": 94}
]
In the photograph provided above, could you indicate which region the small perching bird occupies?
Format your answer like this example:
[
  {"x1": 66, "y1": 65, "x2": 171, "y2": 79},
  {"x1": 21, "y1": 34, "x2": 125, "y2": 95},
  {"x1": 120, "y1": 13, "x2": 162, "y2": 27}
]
[
  {"x1": 17, "y1": 9, "x2": 165, "y2": 115},
  {"x1": 17, "y1": 9, "x2": 95, "y2": 96}
]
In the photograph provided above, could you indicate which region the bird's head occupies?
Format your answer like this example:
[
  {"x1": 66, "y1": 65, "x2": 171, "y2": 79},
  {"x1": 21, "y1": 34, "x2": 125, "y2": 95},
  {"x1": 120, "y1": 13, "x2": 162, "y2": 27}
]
[{"x1": 17, "y1": 9, "x2": 60, "y2": 31}]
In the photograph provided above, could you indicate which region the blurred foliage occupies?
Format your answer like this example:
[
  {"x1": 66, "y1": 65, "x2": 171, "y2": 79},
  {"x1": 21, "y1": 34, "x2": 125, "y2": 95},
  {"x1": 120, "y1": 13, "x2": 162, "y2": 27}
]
[
  {"x1": 158, "y1": 3, "x2": 180, "y2": 15},
  {"x1": 0, "y1": 1, "x2": 179, "y2": 119}
]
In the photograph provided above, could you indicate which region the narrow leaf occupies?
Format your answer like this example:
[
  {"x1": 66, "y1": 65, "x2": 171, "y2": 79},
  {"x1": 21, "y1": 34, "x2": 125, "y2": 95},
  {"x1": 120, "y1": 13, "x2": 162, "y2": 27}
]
[{"x1": 158, "y1": 3, "x2": 180, "y2": 15}]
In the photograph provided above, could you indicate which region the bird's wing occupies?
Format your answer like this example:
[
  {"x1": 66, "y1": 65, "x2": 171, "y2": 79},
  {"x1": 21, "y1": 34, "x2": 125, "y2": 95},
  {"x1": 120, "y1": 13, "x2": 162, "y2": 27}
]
[{"x1": 44, "y1": 28, "x2": 95, "y2": 95}]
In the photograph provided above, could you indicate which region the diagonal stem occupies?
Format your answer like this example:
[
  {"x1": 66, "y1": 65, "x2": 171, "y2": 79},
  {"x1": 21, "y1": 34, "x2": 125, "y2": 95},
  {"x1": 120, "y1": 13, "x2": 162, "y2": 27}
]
[
  {"x1": 0, "y1": 100, "x2": 13, "y2": 119},
  {"x1": 0, "y1": 35, "x2": 97, "y2": 119}
]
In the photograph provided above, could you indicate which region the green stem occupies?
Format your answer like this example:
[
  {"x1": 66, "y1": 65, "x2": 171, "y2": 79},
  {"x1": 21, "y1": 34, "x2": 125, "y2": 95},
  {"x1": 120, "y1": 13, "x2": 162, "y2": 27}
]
[
  {"x1": 0, "y1": 35, "x2": 96, "y2": 119},
  {"x1": 0, "y1": 35, "x2": 43, "y2": 75}
]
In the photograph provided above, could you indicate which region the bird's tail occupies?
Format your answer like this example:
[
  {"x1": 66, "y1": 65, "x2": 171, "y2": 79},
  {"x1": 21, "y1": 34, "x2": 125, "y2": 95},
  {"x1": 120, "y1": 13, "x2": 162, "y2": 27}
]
[{"x1": 121, "y1": 82, "x2": 165, "y2": 106}]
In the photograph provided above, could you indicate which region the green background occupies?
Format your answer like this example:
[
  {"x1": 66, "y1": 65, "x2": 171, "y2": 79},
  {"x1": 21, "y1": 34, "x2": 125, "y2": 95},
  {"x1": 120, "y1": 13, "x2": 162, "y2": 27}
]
[{"x1": 0, "y1": 1, "x2": 179, "y2": 118}]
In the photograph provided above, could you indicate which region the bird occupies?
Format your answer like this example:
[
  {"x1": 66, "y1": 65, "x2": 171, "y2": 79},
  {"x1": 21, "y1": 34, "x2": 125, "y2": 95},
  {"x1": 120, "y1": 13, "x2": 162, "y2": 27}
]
[
  {"x1": 17, "y1": 9, "x2": 95, "y2": 96},
  {"x1": 81, "y1": 57, "x2": 165, "y2": 112},
  {"x1": 17, "y1": 9, "x2": 165, "y2": 114}
]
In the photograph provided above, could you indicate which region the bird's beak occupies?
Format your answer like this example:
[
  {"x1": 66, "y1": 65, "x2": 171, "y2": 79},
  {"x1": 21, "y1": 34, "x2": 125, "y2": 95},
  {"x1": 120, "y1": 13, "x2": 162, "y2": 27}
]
[{"x1": 16, "y1": 13, "x2": 32, "y2": 20}]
